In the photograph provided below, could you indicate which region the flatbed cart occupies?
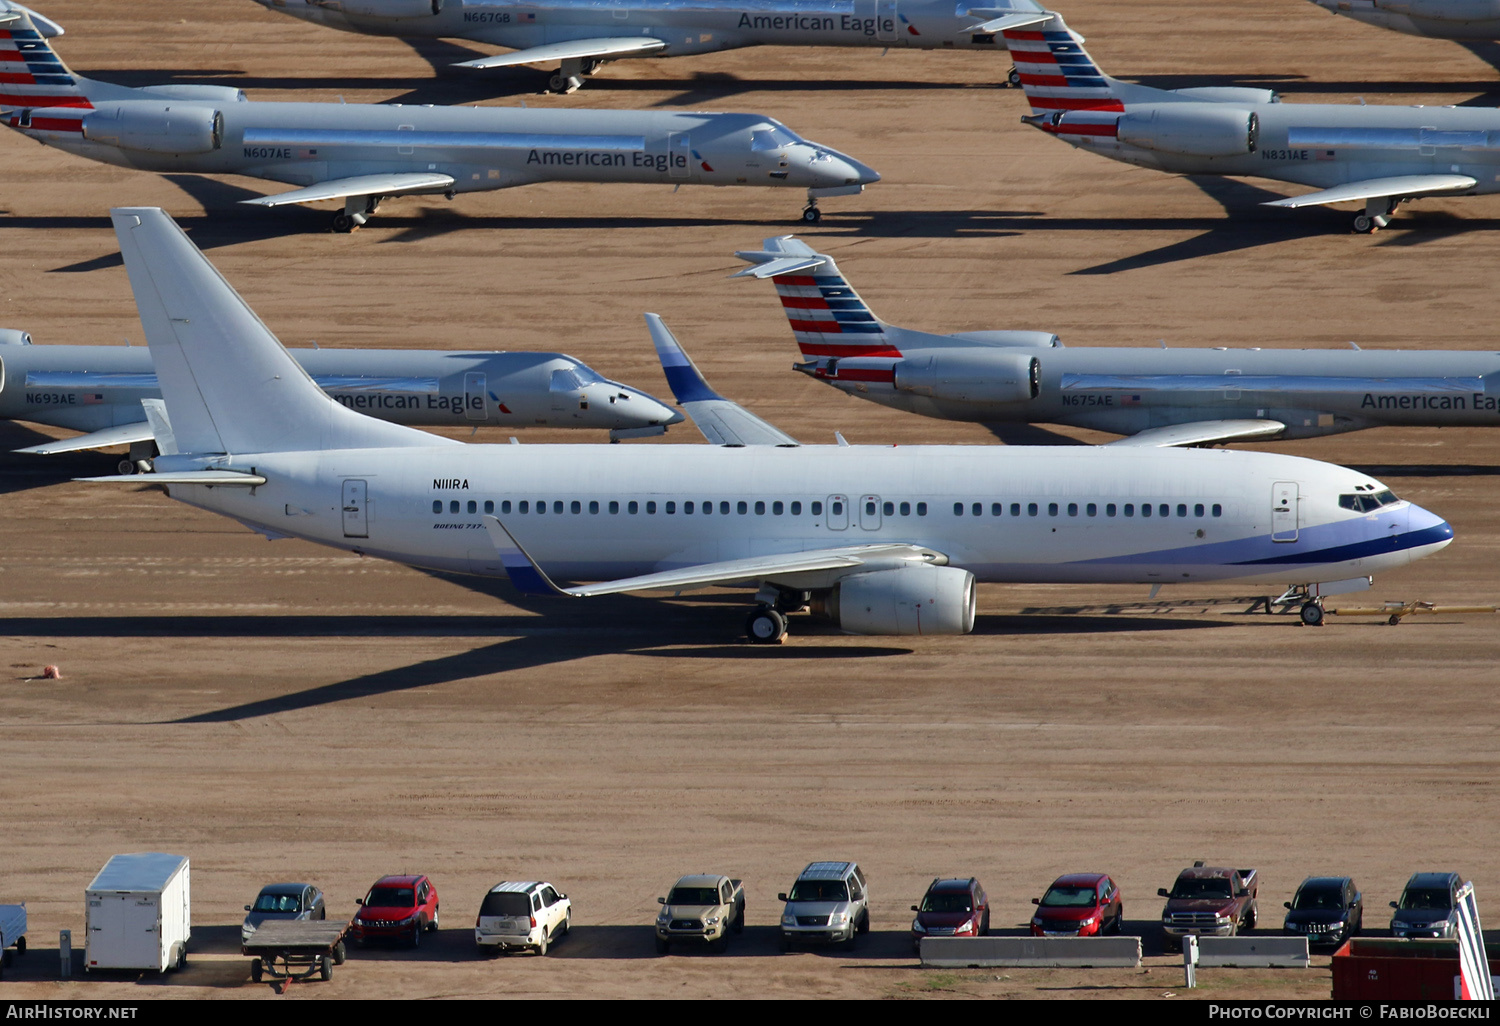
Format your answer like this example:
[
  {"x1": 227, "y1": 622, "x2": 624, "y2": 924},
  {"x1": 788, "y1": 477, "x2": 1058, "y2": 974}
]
[{"x1": 243, "y1": 919, "x2": 349, "y2": 989}]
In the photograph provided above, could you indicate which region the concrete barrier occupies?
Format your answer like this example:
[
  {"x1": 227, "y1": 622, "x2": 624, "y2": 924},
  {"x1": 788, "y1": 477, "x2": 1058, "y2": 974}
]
[
  {"x1": 920, "y1": 936, "x2": 1141, "y2": 968},
  {"x1": 1196, "y1": 936, "x2": 1309, "y2": 968}
]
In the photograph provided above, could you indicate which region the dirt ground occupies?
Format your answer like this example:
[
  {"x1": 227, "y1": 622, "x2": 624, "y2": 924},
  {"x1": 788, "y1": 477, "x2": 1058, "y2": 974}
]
[{"x1": 0, "y1": 0, "x2": 1497, "y2": 1001}]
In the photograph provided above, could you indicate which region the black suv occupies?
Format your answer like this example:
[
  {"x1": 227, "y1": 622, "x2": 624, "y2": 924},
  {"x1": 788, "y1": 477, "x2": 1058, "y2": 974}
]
[{"x1": 1282, "y1": 876, "x2": 1361, "y2": 949}]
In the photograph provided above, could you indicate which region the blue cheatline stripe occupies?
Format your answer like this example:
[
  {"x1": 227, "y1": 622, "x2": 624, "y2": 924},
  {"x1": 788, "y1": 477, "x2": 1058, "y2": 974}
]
[
  {"x1": 502, "y1": 561, "x2": 554, "y2": 597},
  {"x1": 1231, "y1": 523, "x2": 1452, "y2": 566}
]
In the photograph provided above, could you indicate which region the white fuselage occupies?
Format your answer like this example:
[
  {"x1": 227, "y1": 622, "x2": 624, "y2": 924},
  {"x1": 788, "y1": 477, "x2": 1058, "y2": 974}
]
[
  {"x1": 160, "y1": 442, "x2": 1451, "y2": 589},
  {"x1": 255, "y1": 0, "x2": 1015, "y2": 57},
  {"x1": 1311, "y1": 0, "x2": 1500, "y2": 41}
]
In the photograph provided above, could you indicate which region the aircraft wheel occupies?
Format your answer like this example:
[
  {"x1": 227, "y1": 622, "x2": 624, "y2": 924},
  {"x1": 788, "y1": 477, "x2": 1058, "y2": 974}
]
[
  {"x1": 117, "y1": 459, "x2": 137, "y2": 476},
  {"x1": 800, "y1": 205, "x2": 822, "y2": 224},
  {"x1": 331, "y1": 212, "x2": 355, "y2": 234},
  {"x1": 1352, "y1": 213, "x2": 1375, "y2": 234},
  {"x1": 745, "y1": 607, "x2": 787, "y2": 644},
  {"x1": 549, "y1": 74, "x2": 582, "y2": 94},
  {"x1": 1299, "y1": 600, "x2": 1324, "y2": 627},
  {"x1": 1007, "y1": 66, "x2": 1021, "y2": 88}
]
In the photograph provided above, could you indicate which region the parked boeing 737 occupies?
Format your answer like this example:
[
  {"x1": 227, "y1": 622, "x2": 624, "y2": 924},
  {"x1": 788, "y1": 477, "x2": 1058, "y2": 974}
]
[
  {"x1": 1, "y1": 330, "x2": 681, "y2": 473},
  {"x1": 1308, "y1": 0, "x2": 1500, "y2": 42},
  {"x1": 83, "y1": 208, "x2": 1451, "y2": 640},
  {"x1": 736, "y1": 237, "x2": 1500, "y2": 446},
  {"x1": 0, "y1": 3, "x2": 877, "y2": 229},
  {"x1": 998, "y1": 2, "x2": 1500, "y2": 232},
  {"x1": 252, "y1": 0, "x2": 1042, "y2": 93}
]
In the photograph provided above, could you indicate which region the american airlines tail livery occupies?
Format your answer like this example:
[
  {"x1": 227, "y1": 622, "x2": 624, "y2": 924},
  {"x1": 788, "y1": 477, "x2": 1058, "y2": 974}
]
[
  {"x1": 737, "y1": 236, "x2": 1500, "y2": 446},
  {"x1": 87, "y1": 208, "x2": 1452, "y2": 641},
  {"x1": 0, "y1": 3, "x2": 877, "y2": 230}
]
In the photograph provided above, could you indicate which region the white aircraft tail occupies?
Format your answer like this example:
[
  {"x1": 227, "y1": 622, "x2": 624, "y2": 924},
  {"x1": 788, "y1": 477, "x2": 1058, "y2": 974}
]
[
  {"x1": 110, "y1": 207, "x2": 457, "y2": 456},
  {"x1": 1002, "y1": 8, "x2": 1178, "y2": 117}
]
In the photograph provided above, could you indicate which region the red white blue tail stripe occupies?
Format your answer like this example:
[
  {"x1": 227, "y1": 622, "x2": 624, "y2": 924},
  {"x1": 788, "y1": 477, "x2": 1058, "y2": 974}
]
[
  {"x1": 1003, "y1": 14, "x2": 1123, "y2": 123},
  {"x1": 771, "y1": 270, "x2": 895, "y2": 359},
  {"x1": 0, "y1": 16, "x2": 88, "y2": 110}
]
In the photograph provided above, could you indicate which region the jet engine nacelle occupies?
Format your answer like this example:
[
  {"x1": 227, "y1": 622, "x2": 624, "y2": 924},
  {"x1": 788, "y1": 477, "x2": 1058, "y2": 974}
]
[
  {"x1": 329, "y1": 0, "x2": 444, "y2": 17},
  {"x1": 1116, "y1": 105, "x2": 1259, "y2": 158},
  {"x1": 82, "y1": 104, "x2": 223, "y2": 155},
  {"x1": 0, "y1": 330, "x2": 32, "y2": 346},
  {"x1": 893, "y1": 350, "x2": 1040, "y2": 404},
  {"x1": 1377, "y1": 0, "x2": 1500, "y2": 22},
  {"x1": 821, "y1": 564, "x2": 977, "y2": 636}
]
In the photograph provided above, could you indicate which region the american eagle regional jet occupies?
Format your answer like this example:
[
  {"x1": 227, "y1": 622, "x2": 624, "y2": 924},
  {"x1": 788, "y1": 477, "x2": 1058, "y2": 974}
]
[
  {"x1": 0, "y1": 3, "x2": 876, "y2": 230},
  {"x1": 88, "y1": 208, "x2": 1452, "y2": 641},
  {"x1": 1000, "y1": 2, "x2": 1500, "y2": 233}
]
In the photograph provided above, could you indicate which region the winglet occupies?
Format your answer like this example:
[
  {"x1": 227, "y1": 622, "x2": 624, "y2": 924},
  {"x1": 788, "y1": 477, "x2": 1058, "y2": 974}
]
[
  {"x1": 643, "y1": 314, "x2": 798, "y2": 447},
  {"x1": 481, "y1": 515, "x2": 576, "y2": 598},
  {"x1": 646, "y1": 313, "x2": 723, "y2": 404}
]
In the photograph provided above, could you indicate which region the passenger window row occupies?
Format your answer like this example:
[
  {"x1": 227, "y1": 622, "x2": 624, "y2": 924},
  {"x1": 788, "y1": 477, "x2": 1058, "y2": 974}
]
[{"x1": 952, "y1": 501, "x2": 1224, "y2": 519}]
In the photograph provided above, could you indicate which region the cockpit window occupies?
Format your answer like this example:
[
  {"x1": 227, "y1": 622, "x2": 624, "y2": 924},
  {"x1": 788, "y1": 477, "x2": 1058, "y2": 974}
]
[
  {"x1": 751, "y1": 125, "x2": 802, "y2": 151},
  {"x1": 1339, "y1": 489, "x2": 1399, "y2": 513}
]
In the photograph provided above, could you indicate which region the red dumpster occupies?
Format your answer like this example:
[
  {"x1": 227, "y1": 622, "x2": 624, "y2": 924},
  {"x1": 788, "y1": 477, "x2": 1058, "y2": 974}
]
[{"x1": 1332, "y1": 938, "x2": 1498, "y2": 1000}]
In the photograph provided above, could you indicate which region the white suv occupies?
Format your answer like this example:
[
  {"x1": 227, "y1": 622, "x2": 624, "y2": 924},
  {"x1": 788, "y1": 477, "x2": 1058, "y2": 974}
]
[
  {"x1": 474, "y1": 881, "x2": 571, "y2": 956},
  {"x1": 779, "y1": 861, "x2": 870, "y2": 950}
]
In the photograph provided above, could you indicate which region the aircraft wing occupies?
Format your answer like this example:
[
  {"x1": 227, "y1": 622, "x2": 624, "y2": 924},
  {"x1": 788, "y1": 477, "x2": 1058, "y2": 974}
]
[
  {"x1": 1108, "y1": 419, "x2": 1286, "y2": 448},
  {"x1": 75, "y1": 470, "x2": 267, "y2": 486},
  {"x1": 483, "y1": 515, "x2": 944, "y2": 597},
  {"x1": 1262, "y1": 174, "x2": 1477, "y2": 210},
  {"x1": 964, "y1": 11, "x2": 1053, "y2": 33},
  {"x1": 241, "y1": 173, "x2": 457, "y2": 208},
  {"x1": 452, "y1": 37, "x2": 668, "y2": 70},
  {"x1": 645, "y1": 313, "x2": 799, "y2": 447},
  {"x1": 14, "y1": 421, "x2": 155, "y2": 455}
]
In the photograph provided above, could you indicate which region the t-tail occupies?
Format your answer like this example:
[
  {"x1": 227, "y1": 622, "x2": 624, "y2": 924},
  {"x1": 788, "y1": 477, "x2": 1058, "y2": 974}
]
[
  {"x1": 0, "y1": 2, "x2": 92, "y2": 110},
  {"x1": 730, "y1": 236, "x2": 896, "y2": 361}
]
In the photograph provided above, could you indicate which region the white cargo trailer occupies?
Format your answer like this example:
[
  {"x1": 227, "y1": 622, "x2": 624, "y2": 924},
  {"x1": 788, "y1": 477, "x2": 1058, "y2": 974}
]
[{"x1": 85, "y1": 853, "x2": 190, "y2": 972}]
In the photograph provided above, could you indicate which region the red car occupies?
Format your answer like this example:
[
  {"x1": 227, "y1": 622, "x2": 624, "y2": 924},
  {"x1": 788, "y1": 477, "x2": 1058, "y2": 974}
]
[
  {"x1": 910, "y1": 877, "x2": 989, "y2": 949},
  {"x1": 352, "y1": 874, "x2": 440, "y2": 948},
  {"x1": 1030, "y1": 873, "x2": 1123, "y2": 937}
]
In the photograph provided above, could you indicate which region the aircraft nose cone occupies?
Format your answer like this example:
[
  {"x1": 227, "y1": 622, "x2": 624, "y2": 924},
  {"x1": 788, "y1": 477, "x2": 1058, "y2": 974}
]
[
  {"x1": 801, "y1": 145, "x2": 881, "y2": 187},
  {"x1": 620, "y1": 387, "x2": 683, "y2": 428},
  {"x1": 1404, "y1": 503, "x2": 1454, "y2": 553}
]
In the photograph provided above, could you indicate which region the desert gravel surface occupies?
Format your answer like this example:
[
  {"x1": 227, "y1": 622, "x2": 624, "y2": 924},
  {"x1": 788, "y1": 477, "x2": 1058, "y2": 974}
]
[{"x1": 0, "y1": 0, "x2": 1496, "y2": 1001}]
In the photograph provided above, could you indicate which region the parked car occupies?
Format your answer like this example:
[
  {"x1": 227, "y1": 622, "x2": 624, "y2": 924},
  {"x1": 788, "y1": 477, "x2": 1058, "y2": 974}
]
[
  {"x1": 1158, "y1": 863, "x2": 1258, "y2": 952},
  {"x1": 1030, "y1": 873, "x2": 1123, "y2": 937},
  {"x1": 474, "y1": 881, "x2": 571, "y2": 956},
  {"x1": 352, "y1": 874, "x2": 439, "y2": 948},
  {"x1": 911, "y1": 877, "x2": 989, "y2": 950},
  {"x1": 241, "y1": 883, "x2": 326, "y2": 946},
  {"x1": 778, "y1": 861, "x2": 869, "y2": 951},
  {"x1": 1282, "y1": 876, "x2": 1362, "y2": 949},
  {"x1": 1389, "y1": 872, "x2": 1463, "y2": 939},
  {"x1": 654, "y1": 874, "x2": 745, "y2": 953}
]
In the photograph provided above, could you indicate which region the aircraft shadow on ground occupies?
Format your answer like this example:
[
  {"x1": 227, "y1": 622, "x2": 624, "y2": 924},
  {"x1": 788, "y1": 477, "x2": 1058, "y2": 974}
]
[
  {"x1": 1351, "y1": 464, "x2": 1500, "y2": 478},
  {"x1": 0, "y1": 437, "x2": 117, "y2": 495}
]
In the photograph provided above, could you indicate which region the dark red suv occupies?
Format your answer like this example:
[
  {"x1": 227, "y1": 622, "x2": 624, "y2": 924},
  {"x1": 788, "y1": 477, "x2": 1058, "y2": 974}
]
[
  {"x1": 1030, "y1": 873, "x2": 1123, "y2": 936},
  {"x1": 910, "y1": 877, "x2": 989, "y2": 949},
  {"x1": 352, "y1": 874, "x2": 440, "y2": 947}
]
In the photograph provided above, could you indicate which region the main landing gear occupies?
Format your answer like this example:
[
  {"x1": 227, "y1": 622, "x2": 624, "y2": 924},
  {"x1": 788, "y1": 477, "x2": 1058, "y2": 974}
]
[
  {"x1": 1006, "y1": 65, "x2": 1021, "y2": 88},
  {"x1": 332, "y1": 194, "x2": 384, "y2": 234},
  {"x1": 549, "y1": 57, "x2": 601, "y2": 94},
  {"x1": 1299, "y1": 599, "x2": 1325, "y2": 627},
  {"x1": 1352, "y1": 197, "x2": 1401, "y2": 234},
  {"x1": 744, "y1": 588, "x2": 810, "y2": 644}
]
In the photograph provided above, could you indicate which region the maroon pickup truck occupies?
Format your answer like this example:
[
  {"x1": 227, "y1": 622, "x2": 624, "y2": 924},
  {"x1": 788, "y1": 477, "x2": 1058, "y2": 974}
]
[{"x1": 1157, "y1": 862, "x2": 1258, "y2": 952}]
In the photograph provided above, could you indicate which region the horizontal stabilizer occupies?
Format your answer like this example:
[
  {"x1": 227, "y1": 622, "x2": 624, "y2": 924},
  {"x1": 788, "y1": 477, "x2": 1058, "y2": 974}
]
[
  {"x1": 14, "y1": 421, "x2": 154, "y2": 455},
  {"x1": 644, "y1": 313, "x2": 798, "y2": 447},
  {"x1": 1109, "y1": 419, "x2": 1286, "y2": 447},
  {"x1": 241, "y1": 173, "x2": 456, "y2": 208},
  {"x1": 485, "y1": 514, "x2": 945, "y2": 598},
  {"x1": 0, "y1": 4, "x2": 63, "y2": 36},
  {"x1": 730, "y1": 254, "x2": 827, "y2": 279},
  {"x1": 1263, "y1": 174, "x2": 1476, "y2": 209},
  {"x1": 452, "y1": 36, "x2": 667, "y2": 70},
  {"x1": 76, "y1": 471, "x2": 267, "y2": 486},
  {"x1": 967, "y1": 12, "x2": 1052, "y2": 33}
]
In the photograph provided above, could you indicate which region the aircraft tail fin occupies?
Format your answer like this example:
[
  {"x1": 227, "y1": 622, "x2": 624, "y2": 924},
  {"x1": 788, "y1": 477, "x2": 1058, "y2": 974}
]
[
  {"x1": 0, "y1": 3, "x2": 97, "y2": 110},
  {"x1": 731, "y1": 236, "x2": 899, "y2": 360},
  {"x1": 110, "y1": 207, "x2": 458, "y2": 456},
  {"x1": 1001, "y1": 8, "x2": 1135, "y2": 116}
]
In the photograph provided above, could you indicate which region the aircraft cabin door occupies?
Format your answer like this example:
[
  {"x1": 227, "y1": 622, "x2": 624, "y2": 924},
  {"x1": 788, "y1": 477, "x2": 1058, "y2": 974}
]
[
  {"x1": 877, "y1": 0, "x2": 898, "y2": 42},
  {"x1": 826, "y1": 494, "x2": 849, "y2": 531},
  {"x1": 1271, "y1": 482, "x2": 1298, "y2": 543},
  {"x1": 668, "y1": 133, "x2": 691, "y2": 179},
  {"x1": 464, "y1": 371, "x2": 487, "y2": 421},
  {"x1": 342, "y1": 479, "x2": 369, "y2": 538},
  {"x1": 397, "y1": 124, "x2": 415, "y2": 155},
  {"x1": 859, "y1": 494, "x2": 882, "y2": 531}
]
